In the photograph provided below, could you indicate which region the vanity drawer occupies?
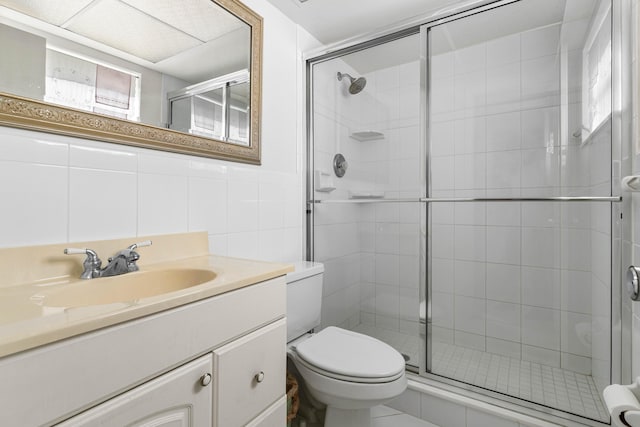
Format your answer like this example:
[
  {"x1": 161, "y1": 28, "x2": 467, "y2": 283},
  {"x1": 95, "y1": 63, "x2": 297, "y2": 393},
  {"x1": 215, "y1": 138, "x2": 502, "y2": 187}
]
[{"x1": 213, "y1": 318, "x2": 286, "y2": 427}]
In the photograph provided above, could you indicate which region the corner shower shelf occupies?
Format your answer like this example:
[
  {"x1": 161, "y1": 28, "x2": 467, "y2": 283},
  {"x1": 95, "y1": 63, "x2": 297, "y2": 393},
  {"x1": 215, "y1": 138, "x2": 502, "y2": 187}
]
[{"x1": 350, "y1": 130, "x2": 385, "y2": 141}]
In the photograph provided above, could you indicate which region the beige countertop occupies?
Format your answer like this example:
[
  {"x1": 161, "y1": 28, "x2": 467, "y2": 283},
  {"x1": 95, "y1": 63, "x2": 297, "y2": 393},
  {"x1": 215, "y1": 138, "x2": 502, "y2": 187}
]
[{"x1": 0, "y1": 232, "x2": 293, "y2": 358}]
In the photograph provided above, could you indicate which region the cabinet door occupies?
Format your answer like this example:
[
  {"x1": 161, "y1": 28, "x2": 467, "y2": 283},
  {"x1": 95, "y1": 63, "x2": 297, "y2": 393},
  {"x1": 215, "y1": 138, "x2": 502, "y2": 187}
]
[
  {"x1": 213, "y1": 319, "x2": 286, "y2": 427},
  {"x1": 246, "y1": 396, "x2": 287, "y2": 427},
  {"x1": 56, "y1": 354, "x2": 213, "y2": 427}
]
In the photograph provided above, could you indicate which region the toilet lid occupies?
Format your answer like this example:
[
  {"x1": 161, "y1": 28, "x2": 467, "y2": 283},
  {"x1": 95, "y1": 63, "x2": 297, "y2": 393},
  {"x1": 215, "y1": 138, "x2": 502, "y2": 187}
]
[{"x1": 294, "y1": 327, "x2": 405, "y2": 379}]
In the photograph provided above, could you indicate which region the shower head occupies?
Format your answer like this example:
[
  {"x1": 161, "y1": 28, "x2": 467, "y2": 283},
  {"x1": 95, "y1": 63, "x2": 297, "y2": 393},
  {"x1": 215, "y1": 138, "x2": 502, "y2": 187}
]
[{"x1": 337, "y1": 72, "x2": 366, "y2": 94}]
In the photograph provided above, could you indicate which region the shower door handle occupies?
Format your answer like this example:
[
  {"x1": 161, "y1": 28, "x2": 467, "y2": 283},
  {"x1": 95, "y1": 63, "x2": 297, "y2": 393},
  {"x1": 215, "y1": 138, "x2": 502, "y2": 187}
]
[{"x1": 626, "y1": 266, "x2": 640, "y2": 301}]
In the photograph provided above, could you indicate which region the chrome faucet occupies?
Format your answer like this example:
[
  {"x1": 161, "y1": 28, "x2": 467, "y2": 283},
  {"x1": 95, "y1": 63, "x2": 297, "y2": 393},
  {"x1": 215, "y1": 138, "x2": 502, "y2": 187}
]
[
  {"x1": 63, "y1": 248, "x2": 102, "y2": 280},
  {"x1": 64, "y1": 240, "x2": 152, "y2": 280}
]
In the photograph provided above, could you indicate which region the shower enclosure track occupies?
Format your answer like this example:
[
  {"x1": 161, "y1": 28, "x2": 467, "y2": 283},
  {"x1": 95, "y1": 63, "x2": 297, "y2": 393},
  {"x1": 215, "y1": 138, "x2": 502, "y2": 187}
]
[{"x1": 309, "y1": 196, "x2": 622, "y2": 204}]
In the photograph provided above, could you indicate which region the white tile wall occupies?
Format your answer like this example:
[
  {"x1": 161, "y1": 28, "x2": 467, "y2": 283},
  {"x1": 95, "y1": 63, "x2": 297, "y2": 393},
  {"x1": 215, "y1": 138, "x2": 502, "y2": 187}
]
[
  {"x1": 69, "y1": 167, "x2": 138, "y2": 240},
  {"x1": 487, "y1": 300, "x2": 521, "y2": 342},
  {"x1": 0, "y1": 160, "x2": 68, "y2": 246}
]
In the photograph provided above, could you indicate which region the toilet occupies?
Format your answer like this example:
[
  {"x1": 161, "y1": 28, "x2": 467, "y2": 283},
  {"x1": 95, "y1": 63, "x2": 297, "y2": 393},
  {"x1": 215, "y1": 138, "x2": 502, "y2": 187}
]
[{"x1": 286, "y1": 261, "x2": 407, "y2": 427}]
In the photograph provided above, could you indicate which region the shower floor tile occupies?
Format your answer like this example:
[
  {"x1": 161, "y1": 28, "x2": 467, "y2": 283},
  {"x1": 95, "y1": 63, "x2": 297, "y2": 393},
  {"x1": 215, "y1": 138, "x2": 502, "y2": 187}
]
[
  {"x1": 431, "y1": 342, "x2": 610, "y2": 423},
  {"x1": 350, "y1": 325, "x2": 609, "y2": 423}
]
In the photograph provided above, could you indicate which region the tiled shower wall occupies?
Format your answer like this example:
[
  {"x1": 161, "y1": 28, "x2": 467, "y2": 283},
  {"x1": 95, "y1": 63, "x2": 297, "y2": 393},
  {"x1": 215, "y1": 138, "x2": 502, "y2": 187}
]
[
  {"x1": 313, "y1": 58, "x2": 366, "y2": 329},
  {"x1": 429, "y1": 16, "x2": 611, "y2": 380},
  {"x1": 312, "y1": 52, "x2": 422, "y2": 332},
  {"x1": 357, "y1": 60, "x2": 422, "y2": 334}
]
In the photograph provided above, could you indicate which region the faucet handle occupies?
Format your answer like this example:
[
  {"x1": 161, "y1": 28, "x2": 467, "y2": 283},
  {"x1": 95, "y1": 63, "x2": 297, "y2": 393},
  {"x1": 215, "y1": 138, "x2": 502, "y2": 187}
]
[
  {"x1": 109, "y1": 240, "x2": 152, "y2": 273},
  {"x1": 128, "y1": 240, "x2": 152, "y2": 251},
  {"x1": 64, "y1": 248, "x2": 102, "y2": 279},
  {"x1": 64, "y1": 248, "x2": 86, "y2": 255},
  {"x1": 64, "y1": 247, "x2": 100, "y2": 260}
]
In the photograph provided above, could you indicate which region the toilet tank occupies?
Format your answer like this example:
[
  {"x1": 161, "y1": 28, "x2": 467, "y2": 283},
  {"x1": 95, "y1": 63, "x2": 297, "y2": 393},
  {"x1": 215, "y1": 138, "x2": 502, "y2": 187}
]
[{"x1": 286, "y1": 261, "x2": 324, "y2": 342}]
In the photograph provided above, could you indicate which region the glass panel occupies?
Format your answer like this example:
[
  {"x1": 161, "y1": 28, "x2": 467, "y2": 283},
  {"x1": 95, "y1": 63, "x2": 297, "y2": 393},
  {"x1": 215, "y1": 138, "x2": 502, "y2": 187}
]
[
  {"x1": 428, "y1": 0, "x2": 612, "y2": 422},
  {"x1": 227, "y1": 81, "x2": 250, "y2": 145},
  {"x1": 170, "y1": 88, "x2": 224, "y2": 139},
  {"x1": 167, "y1": 70, "x2": 249, "y2": 143},
  {"x1": 311, "y1": 33, "x2": 424, "y2": 369},
  {"x1": 45, "y1": 48, "x2": 141, "y2": 121},
  {"x1": 193, "y1": 88, "x2": 224, "y2": 138}
]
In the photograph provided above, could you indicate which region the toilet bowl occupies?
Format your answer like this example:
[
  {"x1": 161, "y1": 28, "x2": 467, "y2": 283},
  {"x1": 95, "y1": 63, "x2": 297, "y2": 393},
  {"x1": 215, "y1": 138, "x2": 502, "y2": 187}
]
[{"x1": 286, "y1": 262, "x2": 407, "y2": 427}]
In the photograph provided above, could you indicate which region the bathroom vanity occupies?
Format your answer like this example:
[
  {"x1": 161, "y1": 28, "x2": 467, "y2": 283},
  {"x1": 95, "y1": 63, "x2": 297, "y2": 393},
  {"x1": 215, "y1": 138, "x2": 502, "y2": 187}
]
[{"x1": 0, "y1": 232, "x2": 291, "y2": 426}]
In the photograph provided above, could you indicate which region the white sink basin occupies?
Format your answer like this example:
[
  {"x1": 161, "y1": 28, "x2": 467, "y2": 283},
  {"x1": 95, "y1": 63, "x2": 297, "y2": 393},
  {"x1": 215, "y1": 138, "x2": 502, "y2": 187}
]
[{"x1": 41, "y1": 269, "x2": 217, "y2": 307}]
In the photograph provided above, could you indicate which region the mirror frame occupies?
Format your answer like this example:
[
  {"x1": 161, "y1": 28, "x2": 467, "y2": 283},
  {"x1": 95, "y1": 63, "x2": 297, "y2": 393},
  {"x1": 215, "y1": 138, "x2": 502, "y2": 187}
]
[{"x1": 0, "y1": 0, "x2": 263, "y2": 165}]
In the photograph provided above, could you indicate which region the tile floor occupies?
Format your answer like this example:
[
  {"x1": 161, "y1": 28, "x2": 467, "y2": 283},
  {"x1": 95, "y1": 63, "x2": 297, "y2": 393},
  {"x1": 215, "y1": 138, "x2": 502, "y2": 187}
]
[
  {"x1": 292, "y1": 406, "x2": 437, "y2": 427},
  {"x1": 351, "y1": 324, "x2": 609, "y2": 423},
  {"x1": 372, "y1": 406, "x2": 438, "y2": 427}
]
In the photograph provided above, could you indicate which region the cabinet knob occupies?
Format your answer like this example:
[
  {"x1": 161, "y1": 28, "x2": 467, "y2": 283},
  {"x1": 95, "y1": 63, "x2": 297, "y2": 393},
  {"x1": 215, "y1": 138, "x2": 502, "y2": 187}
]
[
  {"x1": 200, "y1": 373, "x2": 212, "y2": 387},
  {"x1": 255, "y1": 371, "x2": 265, "y2": 383}
]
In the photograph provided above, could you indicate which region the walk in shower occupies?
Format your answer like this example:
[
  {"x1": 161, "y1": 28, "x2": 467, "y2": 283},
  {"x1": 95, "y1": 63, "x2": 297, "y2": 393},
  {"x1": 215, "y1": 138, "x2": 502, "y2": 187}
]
[{"x1": 307, "y1": 0, "x2": 623, "y2": 424}]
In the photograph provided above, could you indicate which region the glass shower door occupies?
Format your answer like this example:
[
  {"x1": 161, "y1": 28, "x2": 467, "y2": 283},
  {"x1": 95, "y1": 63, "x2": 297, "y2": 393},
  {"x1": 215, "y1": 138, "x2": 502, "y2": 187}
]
[
  {"x1": 309, "y1": 33, "x2": 425, "y2": 370},
  {"x1": 426, "y1": 0, "x2": 613, "y2": 423}
]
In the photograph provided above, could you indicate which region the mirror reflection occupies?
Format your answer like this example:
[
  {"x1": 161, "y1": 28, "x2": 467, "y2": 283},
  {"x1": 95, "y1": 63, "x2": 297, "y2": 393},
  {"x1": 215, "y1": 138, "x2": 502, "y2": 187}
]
[
  {"x1": 168, "y1": 70, "x2": 249, "y2": 145},
  {"x1": 0, "y1": 0, "x2": 253, "y2": 147}
]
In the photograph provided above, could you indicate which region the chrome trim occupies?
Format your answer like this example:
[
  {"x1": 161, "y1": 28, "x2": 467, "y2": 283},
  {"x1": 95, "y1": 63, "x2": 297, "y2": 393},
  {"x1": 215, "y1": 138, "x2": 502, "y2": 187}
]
[
  {"x1": 308, "y1": 27, "x2": 421, "y2": 68},
  {"x1": 420, "y1": 196, "x2": 622, "y2": 202},
  {"x1": 420, "y1": 23, "x2": 429, "y2": 376},
  {"x1": 308, "y1": 198, "x2": 422, "y2": 204},
  {"x1": 612, "y1": 0, "x2": 632, "y2": 386},
  {"x1": 308, "y1": 196, "x2": 622, "y2": 204},
  {"x1": 305, "y1": 58, "x2": 315, "y2": 261},
  {"x1": 625, "y1": 266, "x2": 640, "y2": 301},
  {"x1": 304, "y1": 0, "x2": 514, "y2": 63}
]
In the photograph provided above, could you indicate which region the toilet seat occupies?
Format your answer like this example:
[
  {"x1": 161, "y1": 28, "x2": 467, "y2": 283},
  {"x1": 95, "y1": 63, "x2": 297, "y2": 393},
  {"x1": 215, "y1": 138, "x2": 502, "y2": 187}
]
[{"x1": 291, "y1": 327, "x2": 405, "y2": 384}]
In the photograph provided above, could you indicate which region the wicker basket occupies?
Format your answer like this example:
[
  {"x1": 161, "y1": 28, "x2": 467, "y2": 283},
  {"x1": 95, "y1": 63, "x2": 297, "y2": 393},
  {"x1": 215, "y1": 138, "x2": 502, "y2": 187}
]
[{"x1": 286, "y1": 372, "x2": 300, "y2": 426}]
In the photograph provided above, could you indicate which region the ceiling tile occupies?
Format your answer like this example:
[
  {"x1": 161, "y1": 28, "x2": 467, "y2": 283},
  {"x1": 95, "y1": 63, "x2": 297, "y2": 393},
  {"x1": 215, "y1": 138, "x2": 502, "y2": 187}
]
[
  {"x1": 121, "y1": 0, "x2": 245, "y2": 42},
  {"x1": 0, "y1": 0, "x2": 94, "y2": 26},
  {"x1": 66, "y1": 0, "x2": 201, "y2": 63}
]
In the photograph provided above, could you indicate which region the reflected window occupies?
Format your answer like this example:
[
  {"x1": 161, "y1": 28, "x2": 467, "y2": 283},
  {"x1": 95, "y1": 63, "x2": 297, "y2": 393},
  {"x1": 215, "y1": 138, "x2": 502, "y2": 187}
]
[{"x1": 45, "y1": 48, "x2": 141, "y2": 121}]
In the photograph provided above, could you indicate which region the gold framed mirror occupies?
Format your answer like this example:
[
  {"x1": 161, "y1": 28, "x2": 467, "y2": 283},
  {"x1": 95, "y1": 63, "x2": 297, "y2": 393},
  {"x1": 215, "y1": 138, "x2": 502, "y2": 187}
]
[{"x1": 0, "y1": 0, "x2": 262, "y2": 164}]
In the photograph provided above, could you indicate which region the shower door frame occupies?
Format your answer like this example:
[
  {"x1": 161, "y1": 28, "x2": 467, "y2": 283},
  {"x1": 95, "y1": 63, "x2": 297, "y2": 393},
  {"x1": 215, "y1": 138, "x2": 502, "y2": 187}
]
[
  {"x1": 419, "y1": 0, "x2": 626, "y2": 425},
  {"x1": 305, "y1": 0, "x2": 628, "y2": 425},
  {"x1": 305, "y1": 25, "x2": 427, "y2": 373}
]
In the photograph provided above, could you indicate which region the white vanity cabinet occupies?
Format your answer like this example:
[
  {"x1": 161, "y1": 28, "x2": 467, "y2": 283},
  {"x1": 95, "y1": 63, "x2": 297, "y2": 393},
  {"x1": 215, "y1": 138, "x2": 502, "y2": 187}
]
[
  {"x1": 0, "y1": 276, "x2": 287, "y2": 427},
  {"x1": 56, "y1": 353, "x2": 214, "y2": 426}
]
